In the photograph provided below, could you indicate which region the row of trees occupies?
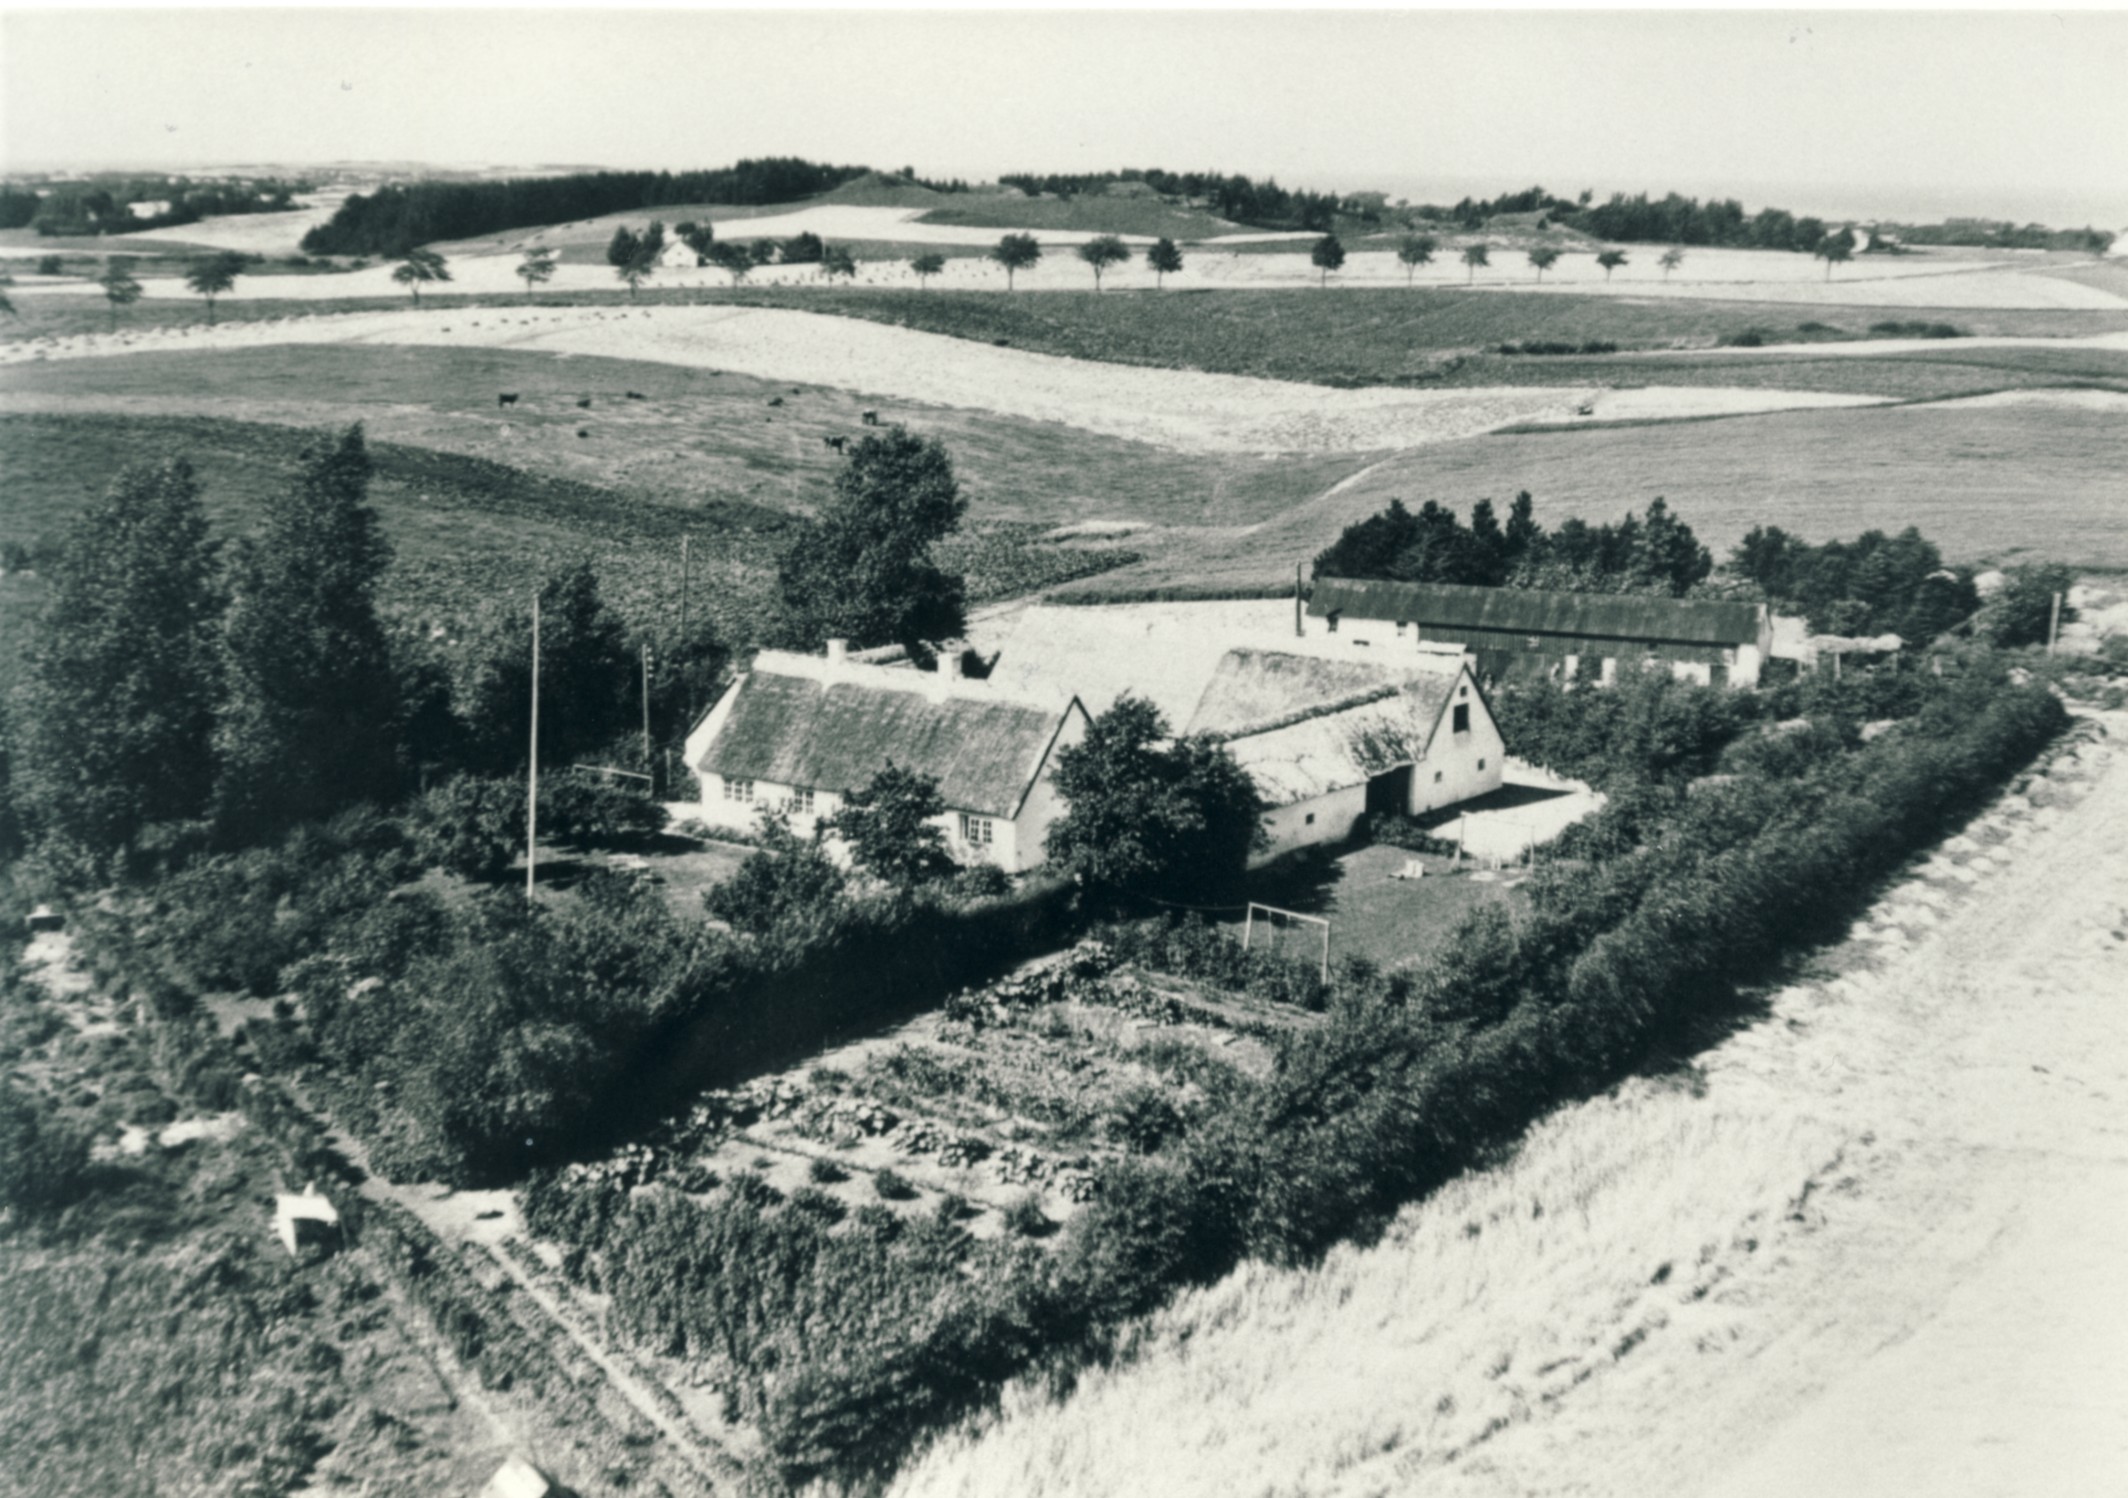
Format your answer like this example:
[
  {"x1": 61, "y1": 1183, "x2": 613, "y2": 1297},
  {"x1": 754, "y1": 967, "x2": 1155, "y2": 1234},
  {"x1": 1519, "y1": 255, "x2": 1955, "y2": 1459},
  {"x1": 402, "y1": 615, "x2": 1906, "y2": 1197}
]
[
  {"x1": 0, "y1": 177, "x2": 304, "y2": 237},
  {"x1": 1314, "y1": 493, "x2": 1714, "y2": 596},
  {"x1": 994, "y1": 168, "x2": 1340, "y2": 232},
  {"x1": 4, "y1": 425, "x2": 726, "y2": 868},
  {"x1": 298, "y1": 159, "x2": 869, "y2": 257}
]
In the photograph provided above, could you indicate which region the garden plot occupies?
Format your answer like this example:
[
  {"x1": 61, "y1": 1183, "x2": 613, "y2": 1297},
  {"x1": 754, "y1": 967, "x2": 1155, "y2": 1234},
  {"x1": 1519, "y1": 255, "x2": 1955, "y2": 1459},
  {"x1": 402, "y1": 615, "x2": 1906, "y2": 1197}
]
[{"x1": 539, "y1": 949, "x2": 1307, "y2": 1239}]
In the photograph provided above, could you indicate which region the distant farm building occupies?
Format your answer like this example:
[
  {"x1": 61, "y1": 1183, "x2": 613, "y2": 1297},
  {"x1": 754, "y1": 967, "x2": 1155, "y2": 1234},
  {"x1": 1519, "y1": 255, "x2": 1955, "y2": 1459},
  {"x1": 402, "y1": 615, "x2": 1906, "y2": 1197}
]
[
  {"x1": 1305, "y1": 578, "x2": 1772, "y2": 688},
  {"x1": 686, "y1": 641, "x2": 1089, "y2": 874},
  {"x1": 272, "y1": 1185, "x2": 341, "y2": 1259},
  {"x1": 985, "y1": 605, "x2": 1503, "y2": 865}
]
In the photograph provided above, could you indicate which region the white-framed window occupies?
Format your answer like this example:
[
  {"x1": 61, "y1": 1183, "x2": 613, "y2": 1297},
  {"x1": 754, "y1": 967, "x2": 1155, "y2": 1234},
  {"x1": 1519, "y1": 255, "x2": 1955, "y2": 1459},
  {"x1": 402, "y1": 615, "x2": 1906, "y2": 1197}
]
[
  {"x1": 960, "y1": 813, "x2": 994, "y2": 846},
  {"x1": 789, "y1": 786, "x2": 815, "y2": 814},
  {"x1": 722, "y1": 777, "x2": 754, "y2": 803}
]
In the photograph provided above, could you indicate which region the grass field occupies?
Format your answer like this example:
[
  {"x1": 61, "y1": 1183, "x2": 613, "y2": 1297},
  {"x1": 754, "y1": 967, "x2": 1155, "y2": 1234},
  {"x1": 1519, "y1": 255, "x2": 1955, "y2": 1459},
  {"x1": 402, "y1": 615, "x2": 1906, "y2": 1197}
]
[
  {"x1": 709, "y1": 286, "x2": 2128, "y2": 388},
  {"x1": 1055, "y1": 397, "x2": 2128, "y2": 597},
  {"x1": 916, "y1": 195, "x2": 1241, "y2": 240}
]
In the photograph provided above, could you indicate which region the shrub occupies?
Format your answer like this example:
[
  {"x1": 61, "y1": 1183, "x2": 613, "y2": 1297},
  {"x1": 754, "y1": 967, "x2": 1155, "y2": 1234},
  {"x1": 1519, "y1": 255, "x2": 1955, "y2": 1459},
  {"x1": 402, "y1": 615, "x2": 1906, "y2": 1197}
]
[
  {"x1": 539, "y1": 774, "x2": 665, "y2": 848},
  {"x1": 872, "y1": 1168, "x2": 915, "y2": 1200},
  {"x1": 0, "y1": 1080, "x2": 89, "y2": 1213},
  {"x1": 406, "y1": 774, "x2": 522, "y2": 880},
  {"x1": 1002, "y1": 1192, "x2": 1049, "y2": 1237},
  {"x1": 807, "y1": 1157, "x2": 847, "y2": 1185}
]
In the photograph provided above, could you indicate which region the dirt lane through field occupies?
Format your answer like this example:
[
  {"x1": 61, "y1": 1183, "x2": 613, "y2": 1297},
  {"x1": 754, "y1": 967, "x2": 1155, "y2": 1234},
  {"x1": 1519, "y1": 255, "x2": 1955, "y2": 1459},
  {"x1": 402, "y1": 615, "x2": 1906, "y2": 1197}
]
[{"x1": 891, "y1": 716, "x2": 2128, "y2": 1498}]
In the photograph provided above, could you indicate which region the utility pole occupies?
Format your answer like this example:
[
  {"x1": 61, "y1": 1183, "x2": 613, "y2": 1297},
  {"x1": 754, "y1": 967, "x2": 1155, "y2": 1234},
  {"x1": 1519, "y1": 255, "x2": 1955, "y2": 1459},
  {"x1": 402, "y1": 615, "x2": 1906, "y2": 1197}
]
[
  {"x1": 679, "y1": 534, "x2": 693, "y2": 717},
  {"x1": 641, "y1": 641, "x2": 653, "y2": 789},
  {"x1": 2048, "y1": 590, "x2": 2063, "y2": 655},
  {"x1": 526, "y1": 591, "x2": 540, "y2": 901},
  {"x1": 1294, "y1": 560, "x2": 1303, "y2": 638}
]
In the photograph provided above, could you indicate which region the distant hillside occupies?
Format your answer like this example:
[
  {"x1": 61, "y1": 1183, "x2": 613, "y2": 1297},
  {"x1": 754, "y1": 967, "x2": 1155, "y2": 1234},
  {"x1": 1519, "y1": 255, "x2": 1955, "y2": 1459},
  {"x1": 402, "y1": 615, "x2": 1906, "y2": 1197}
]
[
  {"x1": 919, "y1": 191, "x2": 1244, "y2": 241},
  {"x1": 299, "y1": 157, "x2": 869, "y2": 257}
]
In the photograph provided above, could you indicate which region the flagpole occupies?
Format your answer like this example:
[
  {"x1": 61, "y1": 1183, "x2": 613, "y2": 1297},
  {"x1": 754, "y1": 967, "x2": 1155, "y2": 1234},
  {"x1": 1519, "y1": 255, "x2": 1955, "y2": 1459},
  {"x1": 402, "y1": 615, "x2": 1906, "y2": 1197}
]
[{"x1": 526, "y1": 591, "x2": 540, "y2": 901}]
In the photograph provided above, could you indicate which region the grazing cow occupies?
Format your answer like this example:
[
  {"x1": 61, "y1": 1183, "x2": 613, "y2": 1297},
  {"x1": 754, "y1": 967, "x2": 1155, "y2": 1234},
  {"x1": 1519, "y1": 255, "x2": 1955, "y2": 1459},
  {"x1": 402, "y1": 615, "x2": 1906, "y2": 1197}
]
[
  {"x1": 767, "y1": 397, "x2": 784, "y2": 408},
  {"x1": 861, "y1": 409, "x2": 880, "y2": 426},
  {"x1": 822, "y1": 435, "x2": 847, "y2": 452},
  {"x1": 576, "y1": 397, "x2": 592, "y2": 409},
  {"x1": 577, "y1": 428, "x2": 590, "y2": 439},
  {"x1": 625, "y1": 391, "x2": 646, "y2": 400},
  {"x1": 497, "y1": 392, "x2": 519, "y2": 408}
]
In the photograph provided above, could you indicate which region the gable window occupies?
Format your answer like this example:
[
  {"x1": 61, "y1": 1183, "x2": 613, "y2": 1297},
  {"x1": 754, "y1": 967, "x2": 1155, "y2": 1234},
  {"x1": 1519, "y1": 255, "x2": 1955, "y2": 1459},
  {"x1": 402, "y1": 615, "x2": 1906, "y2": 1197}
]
[
  {"x1": 1452, "y1": 703, "x2": 1471, "y2": 734},
  {"x1": 960, "y1": 813, "x2": 994, "y2": 846},
  {"x1": 789, "y1": 786, "x2": 815, "y2": 814},
  {"x1": 722, "y1": 777, "x2": 754, "y2": 803}
]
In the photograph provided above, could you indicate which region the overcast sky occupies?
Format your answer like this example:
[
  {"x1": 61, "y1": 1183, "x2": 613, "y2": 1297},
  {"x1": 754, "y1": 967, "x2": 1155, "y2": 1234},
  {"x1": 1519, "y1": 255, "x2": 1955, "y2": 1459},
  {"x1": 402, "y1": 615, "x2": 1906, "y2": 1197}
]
[{"x1": 5, "y1": 7, "x2": 2126, "y2": 225}]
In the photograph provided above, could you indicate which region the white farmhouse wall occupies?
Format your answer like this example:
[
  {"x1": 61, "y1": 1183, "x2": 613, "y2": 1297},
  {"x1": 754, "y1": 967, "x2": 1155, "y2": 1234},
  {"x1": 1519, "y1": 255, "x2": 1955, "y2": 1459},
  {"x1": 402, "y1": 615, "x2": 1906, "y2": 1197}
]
[
  {"x1": 1008, "y1": 705, "x2": 1088, "y2": 874},
  {"x1": 1253, "y1": 783, "x2": 1368, "y2": 867},
  {"x1": 1412, "y1": 675, "x2": 1505, "y2": 815}
]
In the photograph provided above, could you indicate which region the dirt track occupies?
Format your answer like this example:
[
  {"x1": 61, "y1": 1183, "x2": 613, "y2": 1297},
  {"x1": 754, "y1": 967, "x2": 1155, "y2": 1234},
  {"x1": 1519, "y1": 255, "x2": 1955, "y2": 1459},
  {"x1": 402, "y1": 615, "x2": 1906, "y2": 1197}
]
[{"x1": 892, "y1": 713, "x2": 2128, "y2": 1498}]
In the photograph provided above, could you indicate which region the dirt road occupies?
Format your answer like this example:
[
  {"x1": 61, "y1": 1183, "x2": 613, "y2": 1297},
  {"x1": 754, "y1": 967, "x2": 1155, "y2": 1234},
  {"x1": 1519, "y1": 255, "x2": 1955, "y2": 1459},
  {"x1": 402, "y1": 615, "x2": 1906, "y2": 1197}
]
[{"x1": 892, "y1": 715, "x2": 2128, "y2": 1498}]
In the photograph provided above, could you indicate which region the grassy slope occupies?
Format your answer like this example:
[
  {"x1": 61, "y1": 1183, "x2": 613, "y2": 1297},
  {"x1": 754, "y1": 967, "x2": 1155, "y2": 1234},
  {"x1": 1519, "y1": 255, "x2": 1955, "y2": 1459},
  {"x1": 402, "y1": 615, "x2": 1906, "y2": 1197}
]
[
  {"x1": 706, "y1": 286, "x2": 2128, "y2": 391},
  {"x1": 916, "y1": 195, "x2": 1240, "y2": 240},
  {"x1": 1058, "y1": 399, "x2": 2128, "y2": 596},
  {"x1": 0, "y1": 343, "x2": 1363, "y2": 533}
]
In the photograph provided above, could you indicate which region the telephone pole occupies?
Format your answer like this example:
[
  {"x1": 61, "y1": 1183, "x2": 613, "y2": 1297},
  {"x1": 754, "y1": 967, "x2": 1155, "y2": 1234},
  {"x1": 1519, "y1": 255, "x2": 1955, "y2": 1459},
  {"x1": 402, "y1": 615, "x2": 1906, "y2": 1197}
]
[{"x1": 526, "y1": 591, "x2": 540, "y2": 901}]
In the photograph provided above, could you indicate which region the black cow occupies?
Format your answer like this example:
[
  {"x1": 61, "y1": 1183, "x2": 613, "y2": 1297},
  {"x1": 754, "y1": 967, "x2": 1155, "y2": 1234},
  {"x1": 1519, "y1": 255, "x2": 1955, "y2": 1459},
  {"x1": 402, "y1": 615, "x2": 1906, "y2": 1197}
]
[
  {"x1": 625, "y1": 391, "x2": 646, "y2": 400},
  {"x1": 861, "y1": 409, "x2": 880, "y2": 426},
  {"x1": 576, "y1": 397, "x2": 592, "y2": 409},
  {"x1": 823, "y1": 435, "x2": 847, "y2": 452},
  {"x1": 497, "y1": 392, "x2": 519, "y2": 407}
]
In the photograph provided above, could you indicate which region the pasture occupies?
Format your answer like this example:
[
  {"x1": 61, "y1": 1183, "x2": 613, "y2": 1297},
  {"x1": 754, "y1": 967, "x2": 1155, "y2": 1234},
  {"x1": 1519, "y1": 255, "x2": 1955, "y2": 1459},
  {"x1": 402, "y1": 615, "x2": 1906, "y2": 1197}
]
[
  {"x1": 716, "y1": 285, "x2": 2128, "y2": 391},
  {"x1": 1055, "y1": 394, "x2": 2128, "y2": 598}
]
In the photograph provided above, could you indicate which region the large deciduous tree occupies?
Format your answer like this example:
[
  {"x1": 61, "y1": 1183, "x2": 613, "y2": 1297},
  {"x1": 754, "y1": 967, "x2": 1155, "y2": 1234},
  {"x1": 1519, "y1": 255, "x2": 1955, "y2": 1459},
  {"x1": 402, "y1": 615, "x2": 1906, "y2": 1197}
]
[
  {"x1": 1659, "y1": 246, "x2": 1685, "y2": 280},
  {"x1": 97, "y1": 257, "x2": 143, "y2": 332},
  {"x1": 12, "y1": 460, "x2": 224, "y2": 854},
  {"x1": 185, "y1": 250, "x2": 246, "y2": 324},
  {"x1": 1146, "y1": 237, "x2": 1184, "y2": 288},
  {"x1": 991, "y1": 233, "x2": 1041, "y2": 290},
  {"x1": 456, "y1": 559, "x2": 637, "y2": 773},
  {"x1": 1596, "y1": 249, "x2": 1629, "y2": 281},
  {"x1": 1045, "y1": 696, "x2": 1264, "y2": 901},
  {"x1": 1526, "y1": 246, "x2": 1562, "y2": 283},
  {"x1": 1461, "y1": 242, "x2": 1490, "y2": 283},
  {"x1": 1078, "y1": 235, "x2": 1130, "y2": 291},
  {"x1": 775, "y1": 426, "x2": 968, "y2": 652},
  {"x1": 909, "y1": 252, "x2": 946, "y2": 288},
  {"x1": 1395, "y1": 233, "x2": 1437, "y2": 285},
  {"x1": 515, "y1": 246, "x2": 557, "y2": 299},
  {"x1": 212, "y1": 425, "x2": 399, "y2": 840},
  {"x1": 1310, "y1": 234, "x2": 1346, "y2": 286},
  {"x1": 607, "y1": 221, "x2": 664, "y2": 299},
  {"x1": 708, "y1": 240, "x2": 755, "y2": 285},
  {"x1": 391, "y1": 246, "x2": 451, "y2": 305},
  {"x1": 1814, "y1": 229, "x2": 1854, "y2": 280}
]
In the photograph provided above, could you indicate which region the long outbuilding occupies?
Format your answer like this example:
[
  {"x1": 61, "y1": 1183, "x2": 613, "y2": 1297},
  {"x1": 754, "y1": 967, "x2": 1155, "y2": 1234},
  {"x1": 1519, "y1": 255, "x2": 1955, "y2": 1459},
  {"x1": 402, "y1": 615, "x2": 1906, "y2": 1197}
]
[{"x1": 1305, "y1": 577, "x2": 1772, "y2": 687}]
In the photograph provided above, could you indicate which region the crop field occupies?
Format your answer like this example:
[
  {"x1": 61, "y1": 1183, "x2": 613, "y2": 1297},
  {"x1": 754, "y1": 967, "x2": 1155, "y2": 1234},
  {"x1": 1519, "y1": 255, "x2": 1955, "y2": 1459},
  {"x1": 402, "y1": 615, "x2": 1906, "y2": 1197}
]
[
  {"x1": 1055, "y1": 396, "x2": 2128, "y2": 598},
  {"x1": 713, "y1": 286, "x2": 2128, "y2": 388}
]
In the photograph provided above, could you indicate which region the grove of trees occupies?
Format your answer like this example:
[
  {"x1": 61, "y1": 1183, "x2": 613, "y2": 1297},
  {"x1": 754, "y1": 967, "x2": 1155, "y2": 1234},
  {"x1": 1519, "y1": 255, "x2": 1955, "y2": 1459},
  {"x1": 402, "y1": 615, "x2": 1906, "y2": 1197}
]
[
  {"x1": 300, "y1": 159, "x2": 868, "y2": 257},
  {"x1": 1314, "y1": 493, "x2": 1712, "y2": 597}
]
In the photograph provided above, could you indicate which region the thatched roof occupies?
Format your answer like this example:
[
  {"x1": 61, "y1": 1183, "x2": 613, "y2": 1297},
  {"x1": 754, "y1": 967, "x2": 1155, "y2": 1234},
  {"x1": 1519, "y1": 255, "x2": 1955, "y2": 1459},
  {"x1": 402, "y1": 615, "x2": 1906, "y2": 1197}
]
[
  {"x1": 1187, "y1": 649, "x2": 1421, "y2": 738},
  {"x1": 1192, "y1": 654, "x2": 1469, "y2": 805},
  {"x1": 695, "y1": 664, "x2": 1074, "y2": 819},
  {"x1": 1309, "y1": 578, "x2": 1762, "y2": 648}
]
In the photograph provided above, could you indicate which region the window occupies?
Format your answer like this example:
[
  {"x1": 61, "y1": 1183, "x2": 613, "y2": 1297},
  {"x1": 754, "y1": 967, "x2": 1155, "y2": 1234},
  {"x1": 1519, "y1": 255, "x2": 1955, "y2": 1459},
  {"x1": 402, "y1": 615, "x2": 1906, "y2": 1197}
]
[
  {"x1": 722, "y1": 777, "x2": 754, "y2": 803},
  {"x1": 1433, "y1": 771, "x2": 1443, "y2": 784},
  {"x1": 1452, "y1": 703, "x2": 1471, "y2": 734},
  {"x1": 790, "y1": 786, "x2": 815, "y2": 814},
  {"x1": 1304, "y1": 812, "x2": 1316, "y2": 826},
  {"x1": 960, "y1": 813, "x2": 994, "y2": 846},
  {"x1": 1477, "y1": 758, "x2": 1486, "y2": 771}
]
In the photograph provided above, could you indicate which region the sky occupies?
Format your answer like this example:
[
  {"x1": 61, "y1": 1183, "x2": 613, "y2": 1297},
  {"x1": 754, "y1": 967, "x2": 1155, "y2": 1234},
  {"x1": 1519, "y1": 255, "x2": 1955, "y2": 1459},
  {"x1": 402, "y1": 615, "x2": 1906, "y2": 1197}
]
[{"x1": 4, "y1": 6, "x2": 2127, "y2": 227}]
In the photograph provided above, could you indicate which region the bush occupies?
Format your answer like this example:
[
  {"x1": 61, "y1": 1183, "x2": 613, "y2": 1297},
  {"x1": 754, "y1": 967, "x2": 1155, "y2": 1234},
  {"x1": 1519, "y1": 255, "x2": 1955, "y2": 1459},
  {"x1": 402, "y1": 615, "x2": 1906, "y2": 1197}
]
[
  {"x1": 0, "y1": 1081, "x2": 89, "y2": 1213},
  {"x1": 539, "y1": 774, "x2": 665, "y2": 848},
  {"x1": 406, "y1": 774, "x2": 522, "y2": 879},
  {"x1": 807, "y1": 1157, "x2": 847, "y2": 1185},
  {"x1": 872, "y1": 1168, "x2": 915, "y2": 1200}
]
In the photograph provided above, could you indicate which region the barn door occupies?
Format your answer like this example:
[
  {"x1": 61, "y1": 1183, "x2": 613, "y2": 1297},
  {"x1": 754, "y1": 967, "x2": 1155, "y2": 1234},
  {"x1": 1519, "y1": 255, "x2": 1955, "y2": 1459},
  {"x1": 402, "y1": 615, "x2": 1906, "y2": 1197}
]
[{"x1": 1366, "y1": 765, "x2": 1413, "y2": 820}]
